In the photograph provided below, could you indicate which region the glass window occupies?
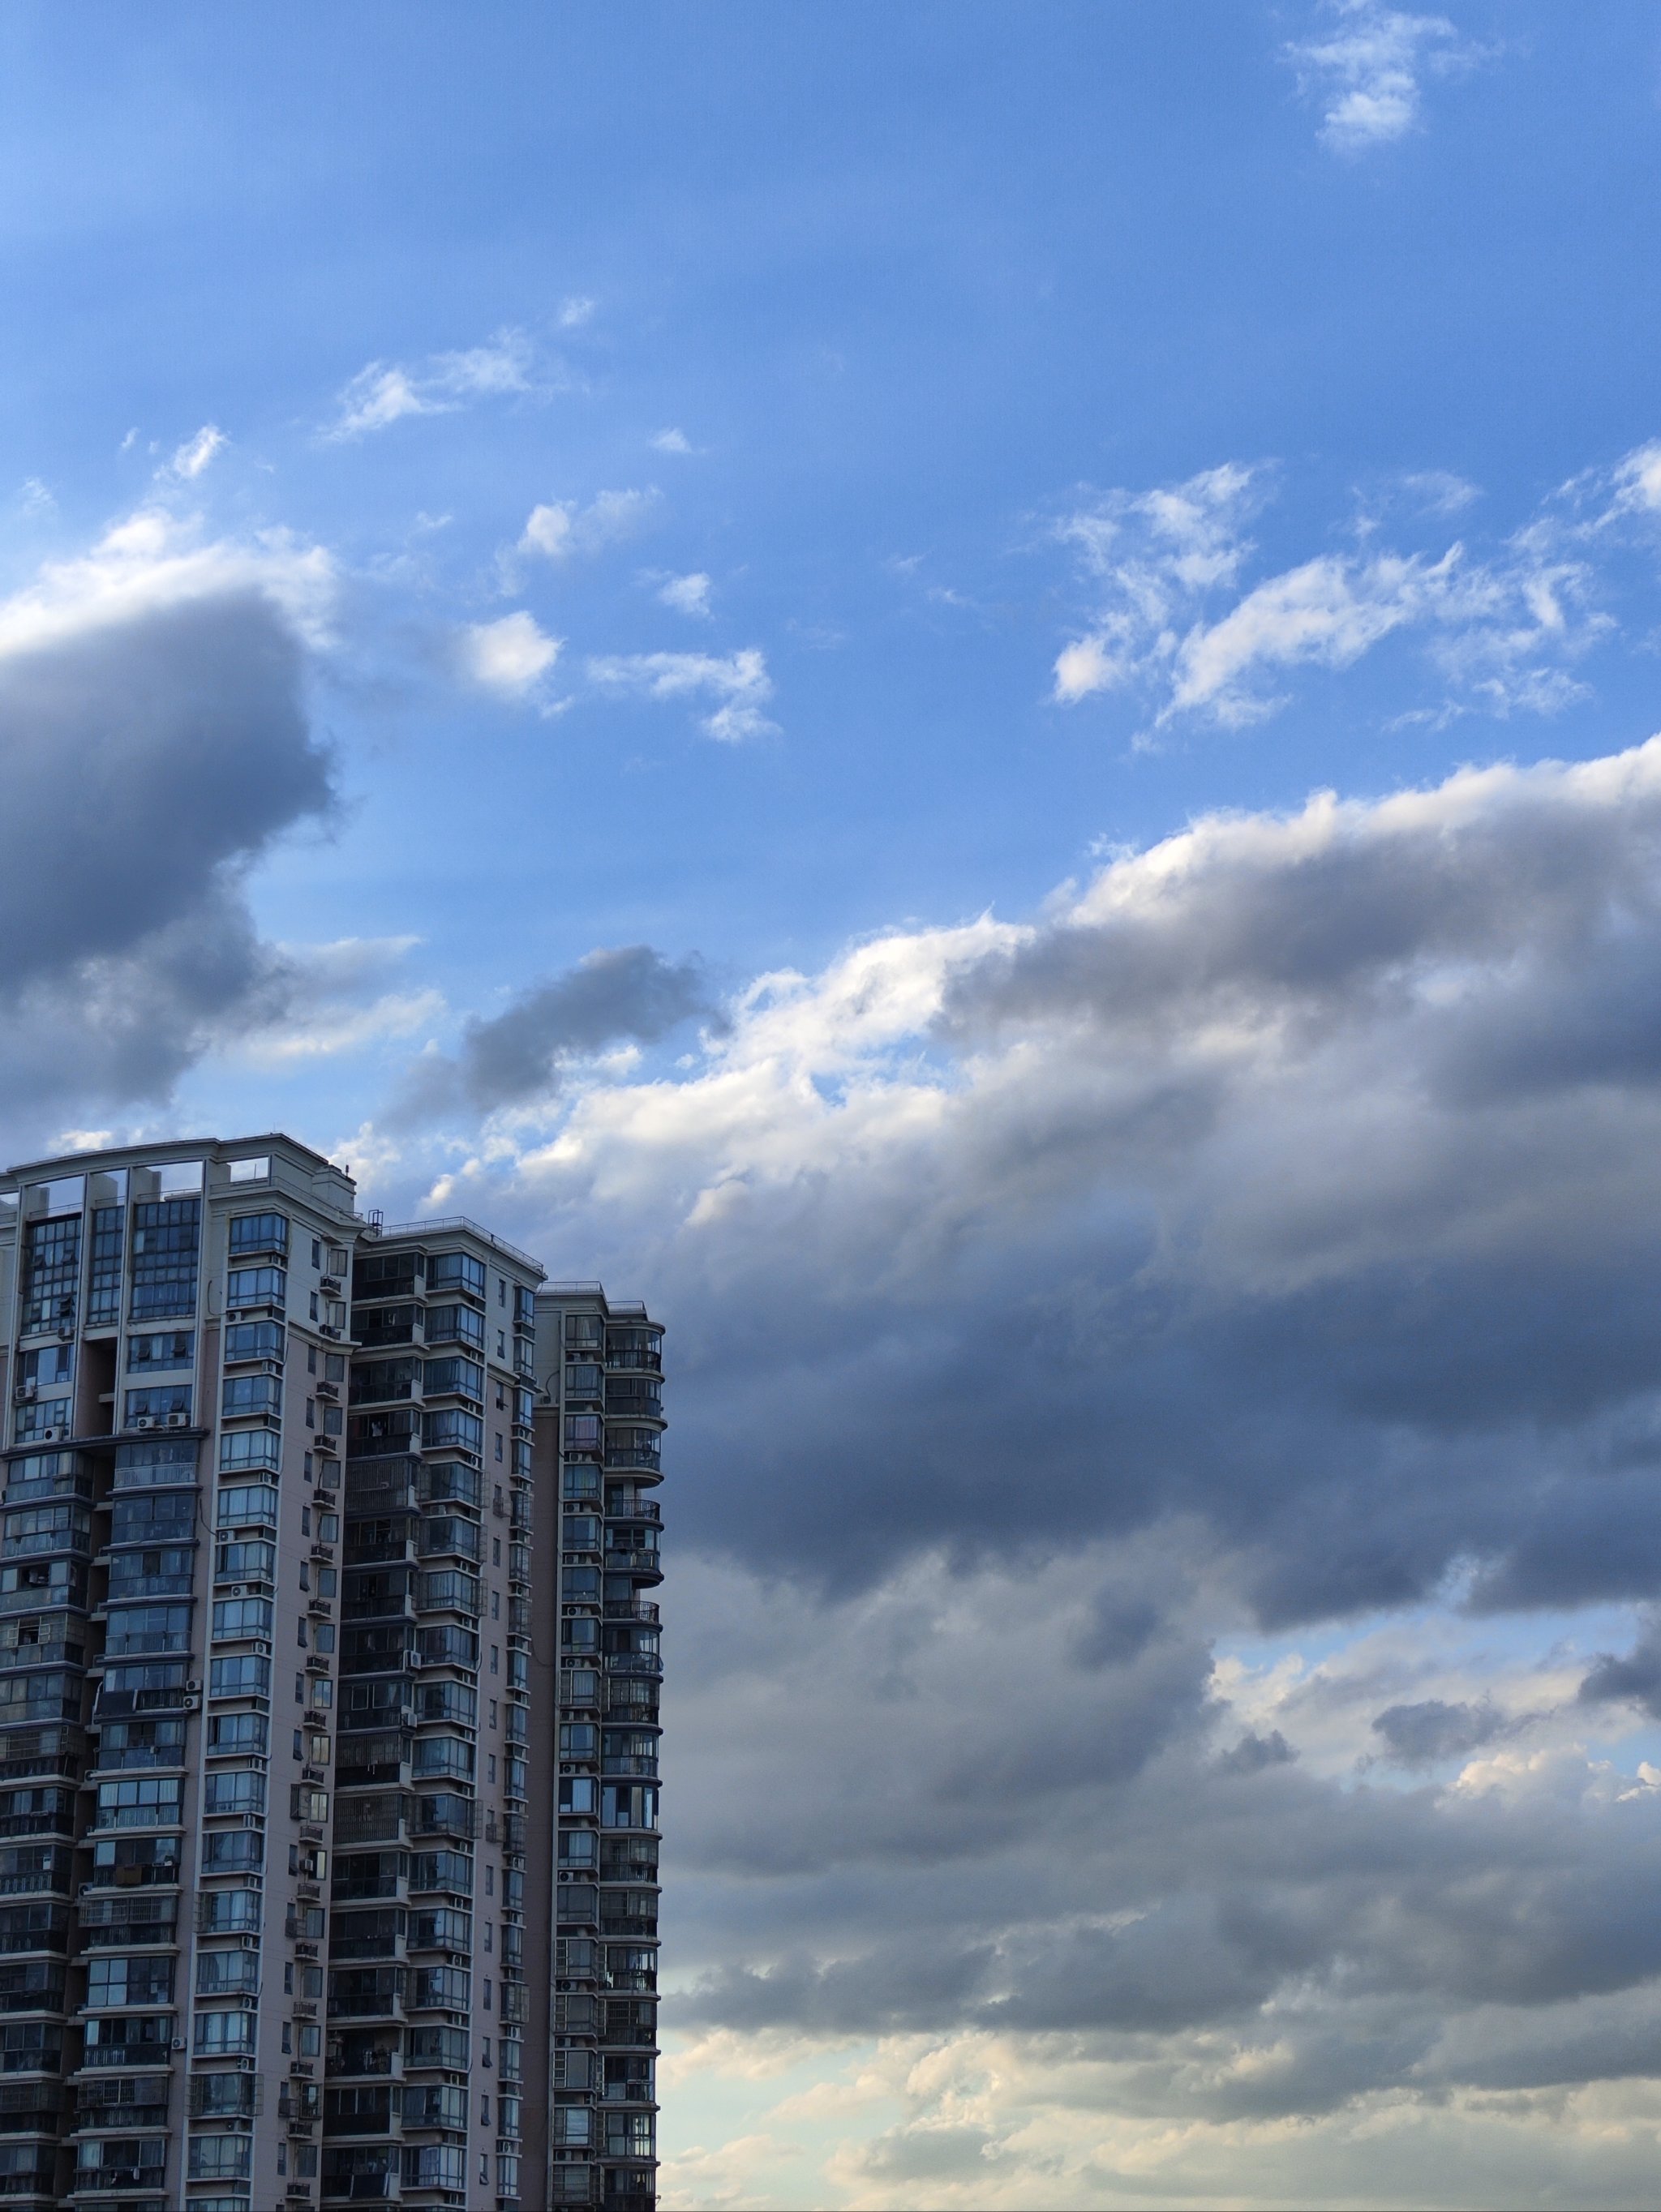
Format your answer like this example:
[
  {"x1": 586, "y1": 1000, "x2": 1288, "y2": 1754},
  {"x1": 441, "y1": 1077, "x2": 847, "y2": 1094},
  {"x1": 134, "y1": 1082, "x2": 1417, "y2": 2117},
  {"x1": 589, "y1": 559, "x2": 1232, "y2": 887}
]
[
  {"x1": 211, "y1": 1597, "x2": 273, "y2": 1640},
  {"x1": 20, "y1": 1214, "x2": 80, "y2": 1333},
  {"x1": 127, "y1": 1330, "x2": 194, "y2": 1371},
  {"x1": 123, "y1": 1384, "x2": 192, "y2": 1425},
  {"x1": 219, "y1": 1430, "x2": 281, "y2": 1475},
  {"x1": 427, "y1": 1251, "x2": 486, "y2": 1299},
  {"x1": 129, "y1": 1198, "x2": 200, "y2": 1322},
  {"x1": 226, "y1": 1266, "x2": 285, "y2": 1308},
  {"x1": 208, "y1": 1654, "x2": 271, "y2": 1697},
  {"x1": 228, "y1": 1211, "x2": 288, "y2": 1254},
  {"x1": 223, "y1": 1319, "x2": 282, "y2": 1362},
  {"x1": 221, "y1": 1373, "x2": 281, "y2": 1418}
]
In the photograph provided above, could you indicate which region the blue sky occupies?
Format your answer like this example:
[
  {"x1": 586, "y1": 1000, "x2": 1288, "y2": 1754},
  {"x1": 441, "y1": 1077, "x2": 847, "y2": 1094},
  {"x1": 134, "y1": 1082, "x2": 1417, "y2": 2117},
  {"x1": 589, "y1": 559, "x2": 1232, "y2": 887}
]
[
  {"x1": 11, "y1": 0, "x2": 1661, "y2": 1047},
  {"x1": 15, "y1": 6, "x2": 1661, "y2": 2206}
]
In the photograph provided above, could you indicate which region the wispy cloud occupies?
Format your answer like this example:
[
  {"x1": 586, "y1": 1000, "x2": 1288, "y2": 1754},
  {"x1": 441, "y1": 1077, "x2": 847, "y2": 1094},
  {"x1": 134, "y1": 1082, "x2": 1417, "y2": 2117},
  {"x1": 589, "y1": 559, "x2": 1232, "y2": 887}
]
[
  {"x1": 517, "y1": 487, "x2": 658, "y2": 563},
  {"x1": 657, "y1": 571, "x2": 713, "y2": 618},
  {"x1": 557, "y1": 295, "x2": 596, "y2": 329},
  {"x1": 651, "y1": 427, "x2": 694, "y2": 456},
  {"x1": 324, "y1": 328, "x2": 536, "y2": 440},
  {"x1": 165, "y1": 424, "x2": 226, "y2": 482},
  {"x1": 1051, "y1": 455, "x2": 1625, "y2": 734},
  {"x1": 1287, "y1": 0, "x2": 1487, "y2": 154},
  {"x1": 586, "y1": 646, "x2": 775, "y2": 741},
  {"x1": 461, "y1": 610, "x2": 561, "y2": 699}
]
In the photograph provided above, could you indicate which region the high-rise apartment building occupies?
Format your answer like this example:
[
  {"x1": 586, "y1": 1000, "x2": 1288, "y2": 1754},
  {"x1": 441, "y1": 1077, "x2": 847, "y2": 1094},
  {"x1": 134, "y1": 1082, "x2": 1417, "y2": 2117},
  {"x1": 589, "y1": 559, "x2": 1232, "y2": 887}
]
[
  {"x1": 0, "y1": 1134, "x2": 663, "y2": 2212},
  {"x1": 522, "y1": 1289, "x2": 663, "y2": 2212}
]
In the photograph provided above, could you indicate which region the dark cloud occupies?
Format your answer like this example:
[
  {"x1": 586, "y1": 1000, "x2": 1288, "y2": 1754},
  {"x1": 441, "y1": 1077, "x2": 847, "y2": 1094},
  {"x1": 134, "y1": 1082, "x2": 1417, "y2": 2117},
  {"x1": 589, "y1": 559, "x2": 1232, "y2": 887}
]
[
  {"x1": 396, "y1": 945, "x2": 715, "y2": 1120},
  {"x1": 0, "y1": 591, "x2": 332, "y2": 1116},
  {"x1": 366, "y1": 743, "x2": 1661, "y2": 2167},
  {"x1": 1579, "y1": 1614, "x2": 1661, "y2": 1718},
  {"x1": 1370, "y1": 1697, "x2": 1509, "y2": 1765},
  {"x1": 0, "y1": 594, "x2": 328, "y2": 987}
]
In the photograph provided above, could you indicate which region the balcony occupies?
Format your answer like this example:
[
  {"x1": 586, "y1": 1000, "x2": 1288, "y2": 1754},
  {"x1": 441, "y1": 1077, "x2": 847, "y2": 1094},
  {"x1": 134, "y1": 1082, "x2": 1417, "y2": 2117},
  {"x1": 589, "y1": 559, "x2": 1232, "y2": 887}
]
[
  {"x1": 603, "y1": 1444, "x2": 660, "y2": 1475},
  {"x1": 603, "y1": 1600, "x2": 659, "y2": 1627}
]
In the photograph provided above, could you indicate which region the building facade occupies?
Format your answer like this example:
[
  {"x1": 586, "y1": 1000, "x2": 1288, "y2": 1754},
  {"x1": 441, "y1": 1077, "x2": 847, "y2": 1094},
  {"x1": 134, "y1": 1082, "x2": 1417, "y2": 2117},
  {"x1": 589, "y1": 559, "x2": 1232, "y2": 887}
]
[
  {"x1": 0, "y1": 1134, "x2": 663, "y2": 2212},
  {"x1": 522, "y1": 1289, "x2": 663, "y2": 2212}
]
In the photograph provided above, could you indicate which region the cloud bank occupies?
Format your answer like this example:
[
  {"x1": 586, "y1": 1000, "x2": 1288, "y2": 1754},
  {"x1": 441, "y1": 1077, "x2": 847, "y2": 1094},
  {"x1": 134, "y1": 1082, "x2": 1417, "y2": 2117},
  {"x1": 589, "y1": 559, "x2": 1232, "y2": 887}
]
[{"x1": 363, "y1": 736, "x2": 1661, "y2": 2205}]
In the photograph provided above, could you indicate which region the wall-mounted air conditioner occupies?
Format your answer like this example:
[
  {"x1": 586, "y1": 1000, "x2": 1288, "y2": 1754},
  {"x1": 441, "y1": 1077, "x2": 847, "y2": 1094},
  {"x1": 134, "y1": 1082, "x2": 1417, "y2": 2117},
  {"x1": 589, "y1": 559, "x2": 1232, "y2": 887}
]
[
  {"x1": 133, "y1": 1417, "x2": 155, "y2": 1432},
  {"x1": 165, "y1": 1413, "x2": 189, "y2": 1429}
]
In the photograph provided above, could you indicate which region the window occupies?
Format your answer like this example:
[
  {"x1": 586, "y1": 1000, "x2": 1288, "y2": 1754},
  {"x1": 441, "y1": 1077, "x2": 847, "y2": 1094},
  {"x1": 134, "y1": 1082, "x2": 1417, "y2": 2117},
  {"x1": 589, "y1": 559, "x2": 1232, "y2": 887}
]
[
  {"x1": 123, "y1": 1384, "x2": 192, "y2": 1425},
  {"x1": 201, "y1": 1829, "x2": 263, "y2": 1872},
  {"x1": 227, "y1": 1155, "x2": 271, "y2": 1183},
  {"x1": 208, "y1": 1712, "x2": 268, "y2": 1755},
  {"x1": 212, "y1": 1597, "x2": 273, "y2": 1640},
  {"x1": 221, "y1": 1373, "x2": 280, "y2": 1419},
  {"x1": 228, "y1": 1212, "x2": 289, "y2": 1257},
  {"x1": 223, "y1": 1319, "x2": 282, "y2": 1362},
  {"x1": 127, "y1": 1330, "x2": 195, "y2": 1372},
  {"x1": 426, "y1": 1302, "x2": 484, "y2": 1350},
  {"x1": 187, "y1": 2123, "x2": 251, "y2": 2176},
  {"x1": 86, "y1": 1953, "x2": 174, "y2": 2004},
  {"x1": 226, "y1": 1265, "x2": 285, "y2": 1309},
  {"x1": 208, "y1": 1653, "x2": 271, "y2": 1697},
  {"x1": 129, "y1": 1196, "x2": 200, "y2": 1322},
  {"x1": 423, "y1": 1357, "x2": 483, "y2": 1400},
  {"x1": 20, "y1": 1214, "x2": 80, "y2": 1334},
  {"x1": 105, "y1": 1603, "x2": 192, "y2": 1657},
  {"x1": 195, "y1": 1946, "x2": 260, "y2": 1995},
  {"x1": 427, "y1": 1250, "x2": 486, "y2": 1300},
  {"x1": 423, "y1": 1408, "x2": 483, "y2": 1454},
  {"x1": 216, "y1": 1484, "x2": 278, "y2": 1529},
  {"x1": 95, "y1": 1776, "x2": 183, "y2": 1830},
  {"x1": 219, "y1": 1430, "x2": 281, "y2": 1474},
  {"x1": 204, "y1": 1770, "x2": 265, "y2": 1815}
]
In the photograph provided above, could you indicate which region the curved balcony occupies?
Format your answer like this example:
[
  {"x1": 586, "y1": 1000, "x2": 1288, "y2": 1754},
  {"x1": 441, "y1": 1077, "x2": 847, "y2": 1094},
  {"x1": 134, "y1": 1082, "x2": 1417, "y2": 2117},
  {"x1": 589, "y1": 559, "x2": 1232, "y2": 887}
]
[{"x1": 603, "y1": 1599, "x2": 659, "y2": 1627}]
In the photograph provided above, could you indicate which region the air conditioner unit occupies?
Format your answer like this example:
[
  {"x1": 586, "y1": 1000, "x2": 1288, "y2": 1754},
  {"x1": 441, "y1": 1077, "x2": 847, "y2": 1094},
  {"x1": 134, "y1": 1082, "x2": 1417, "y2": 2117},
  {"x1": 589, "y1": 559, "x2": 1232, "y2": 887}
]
[
  {"x1": 222, "y1": 1584, "x2": 247, "y2": 1600},
  {"x1": 165, "y1": 1413, "x2": 190, "y2": 1429},
  {"x1": 12, "y1": 1383, "x2": 34, "y2": 1404},
  {"x1": 170, "y1": 2037, "x2": 187, "y2": 2051},
  {"x1": 133, "y1": 1417, "x2": 155, "y2": 1432},
  {"x1": 225, "y1": 1309, "x2": 246, "y2": 1322},
  {"x1": 37, "y1": 1427, "x2": 63, "y2": 1443},
  {"x1": 181, "y1": 1695, "x2": 200, "y2": 1711},
  {"x1": 186, "y1": 1678, "x2": 201, "y2": 1693}
]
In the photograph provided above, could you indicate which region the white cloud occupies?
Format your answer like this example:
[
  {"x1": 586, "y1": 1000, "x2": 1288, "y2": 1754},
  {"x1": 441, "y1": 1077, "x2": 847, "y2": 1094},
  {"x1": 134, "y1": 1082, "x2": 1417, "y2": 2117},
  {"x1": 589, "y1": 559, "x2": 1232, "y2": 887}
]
[
  {"x1": 461, "y1": 610, "x2": 560, "y2": 697},
  {"x1": 166, "y1": 424, "x2": 226, "y2": 481},
  {"x1": 517, "y1": 487, "x2": 657, "y2": 563},
  {"x1": 557, "y1": 295, "x2": 596, "y2": 329},
  {"x1": 652, "y1": 427, "x2": 694, "y2": 455},
  {"x1": 1052, "y1": 459, "x2": 1609, "y2": 731},
  {"x1": 16, "y1": 478, "x2": 55, "y2": 517},
  {"x1": 659, "y1": 571, "x2": 713, "y2": 618},
  {"x1": 586, "y1": 645, "x2": 776, "y2": 741},
  {"x1": 1288, "y1": 0, "x2": 1487, "y2": 154},
  {"x1": 324, "y1": 328, "x2": 534, "y2": 439},
  {"x1": 0, "y1": 506, "x2": 334, "y2": 661}
]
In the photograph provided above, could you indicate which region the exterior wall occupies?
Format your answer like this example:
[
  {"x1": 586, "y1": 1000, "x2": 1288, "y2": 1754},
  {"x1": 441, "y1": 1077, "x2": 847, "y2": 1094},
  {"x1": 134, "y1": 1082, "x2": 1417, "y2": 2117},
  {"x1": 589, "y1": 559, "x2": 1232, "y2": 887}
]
[
  {"x1": 528, "y1": 1290, "x2": 663, "y2": 2212},
  {"x1": 0, "y1": 1134, "x2": 359, "y2": 2212}
]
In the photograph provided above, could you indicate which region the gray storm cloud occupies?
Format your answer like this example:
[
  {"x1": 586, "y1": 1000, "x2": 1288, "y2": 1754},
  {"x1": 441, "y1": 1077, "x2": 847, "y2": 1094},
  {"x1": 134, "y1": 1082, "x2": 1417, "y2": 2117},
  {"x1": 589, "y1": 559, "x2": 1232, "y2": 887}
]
[
  {"x1": 384, "y1": 738, "x2": 1661, "y2": 2196},
  {"x1": 0, "y1": 590, "x2": 333, "y2": 1114}
]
